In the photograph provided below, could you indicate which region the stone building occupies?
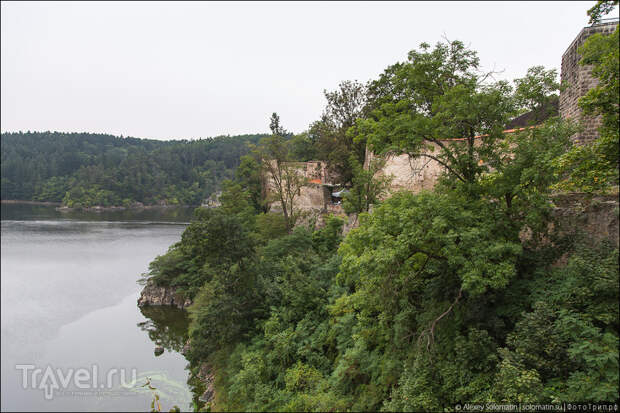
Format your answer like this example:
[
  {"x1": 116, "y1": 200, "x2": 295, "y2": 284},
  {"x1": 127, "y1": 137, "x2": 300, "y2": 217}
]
[
  {"x1": 369, "y1": 18, "x2": 620, "y2": 195},
  {"x1": 364, "y1": 144, "x2": 445, "y2": 196},
  {"x1": 265, "y1": 160, "x2": 343, "y2": 214},
  {"x1": 265, "y1": 19, "x2": 619, "y2": 213},
  {"x1": 559, "y1": 18, "x2": 618, "y2": 143}
]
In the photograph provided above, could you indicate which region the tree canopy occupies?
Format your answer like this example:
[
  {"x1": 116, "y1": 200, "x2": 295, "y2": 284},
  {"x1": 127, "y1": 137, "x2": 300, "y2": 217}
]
[
  {"x1": 1, "y1": 131, "x2": 268, "y2": 207},
  {"x1": 141, "y1": 8, "x2": 618, "y2": 408}
]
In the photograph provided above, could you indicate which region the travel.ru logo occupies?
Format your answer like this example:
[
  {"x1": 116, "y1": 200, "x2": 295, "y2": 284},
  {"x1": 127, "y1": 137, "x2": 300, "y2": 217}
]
[{"x1": 15, "y1": 364, "x2": 138, "y2": 400}]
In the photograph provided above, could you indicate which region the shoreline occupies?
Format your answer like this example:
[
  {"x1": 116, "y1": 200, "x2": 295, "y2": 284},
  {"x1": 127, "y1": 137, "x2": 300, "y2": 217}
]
[
  {"x1": 57, "y1": 204, "x2": 197, "y2": 212},
  {"x1": 2, "y1": 200, "x2": 198, "y2": 212},
  {"x1": 137, "y1": 279, "x2": 193, "y2": 309},
  {"x1": 1, "y1": 200, "x2": 62, "y2": 206}
]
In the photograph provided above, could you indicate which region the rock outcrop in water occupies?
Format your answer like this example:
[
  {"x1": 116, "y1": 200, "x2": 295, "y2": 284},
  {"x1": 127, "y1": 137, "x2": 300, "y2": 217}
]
[
  {"x1": 137, "y1": 280, "x2": 192, "y2": 309},
  {"x1": 154, "y1": 345, "x2": 164, "y2": 356}
]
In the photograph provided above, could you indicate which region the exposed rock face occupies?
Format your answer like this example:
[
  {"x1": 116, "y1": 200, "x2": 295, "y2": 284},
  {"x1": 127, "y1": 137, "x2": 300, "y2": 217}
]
[
  {"x1": 181, "y1": 339, "x2": 191, "y2": 355},
  {"x1": 342, "y1": 213, "x2": 360, "y2": 236},
  {"x1": 137, "y1": 280, "x2": 192, "y2": 310},
  {"x1": 196, "y1": 363, "x2": 216, "y2": 408},
  {"x1": 552, "y1": 193, "x2": 619, "y2": 247}
]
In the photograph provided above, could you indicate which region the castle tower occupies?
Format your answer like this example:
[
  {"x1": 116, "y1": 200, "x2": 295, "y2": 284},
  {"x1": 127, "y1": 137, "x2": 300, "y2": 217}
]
[{"x1": 559, "y1": 18, "x2": 618, "y2": 144}]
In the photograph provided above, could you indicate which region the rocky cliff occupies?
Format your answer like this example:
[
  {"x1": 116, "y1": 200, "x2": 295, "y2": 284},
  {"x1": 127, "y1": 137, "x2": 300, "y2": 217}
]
[
  {"x1": 552, "y1": 192, "x2": 619, "y2": 247},
  {"x1": 137, "y1": 280, "x2": 192, "y2": 310},
  {"x1": 195, "y1": 363, "x2": 216, "y2": 409}
]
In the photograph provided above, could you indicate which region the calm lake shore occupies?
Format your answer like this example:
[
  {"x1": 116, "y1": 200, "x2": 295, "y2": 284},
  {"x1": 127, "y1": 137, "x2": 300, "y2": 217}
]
[
  {"x1": 1, "y1": 200, "x2": 62, "y2": 206},
  {"x1": 1, "y1": 204, "x2": 195, "y2": 411},
  {"x1": 56, "y1": 204, "x2": 197, "y2": 213},
  {"x1": 2, "y1": 200, "x2": 198, "y2": 212}
]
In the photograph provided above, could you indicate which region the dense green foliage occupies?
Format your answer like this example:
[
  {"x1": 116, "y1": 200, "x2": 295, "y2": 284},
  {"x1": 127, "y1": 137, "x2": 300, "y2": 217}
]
[
  {"x1": 1, "y1": 131, "x2": 267, "y2": 207},
  {"x1": 166, "y1": 189, "x2": 617, "y2": 411},
  {"x1": 255, "y1": 114, "x2": 308, "y2": 232},
  {"x1": 587, "y1": 0, "x2": 619, "y2": 24},
  {"x1": 141, "y1": 38, "x2": 618, "y2": 412},
  {"x1": 136, "y1": 3, "x2": 619, "y2": 409},
  {"x1": 342, "y1": 155, "x2": 392, "y2": 215},
  {"x1": 0, "y1": 1, "x2": 614, "y2": 408},
  {"x1": 356, "y1": 42, "x2": 562, "y2": 193},
  {"x1": 309, "y1": 80, "x2": 369, "y2": 184}
]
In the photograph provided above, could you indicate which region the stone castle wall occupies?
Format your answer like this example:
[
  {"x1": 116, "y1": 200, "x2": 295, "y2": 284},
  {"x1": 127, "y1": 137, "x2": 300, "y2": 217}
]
[
  {"x1": 264, "y1": 21, "x2": 619, "y2": 212},
  {"x1": 372, "y1": 21, "x2": 620, "y2": 194},
  {"x1": 559, "y1": 21, "x2": 618, "y2": 143},
  {"x1": 365, "y1": 144, "x2": 445, "y2": 196},
  {"x1": 265, "y1": 160, "x2": 333, "y2": 213},
  {"x1": 552, "y1": 193, "x2": 619, "y2": 248}
]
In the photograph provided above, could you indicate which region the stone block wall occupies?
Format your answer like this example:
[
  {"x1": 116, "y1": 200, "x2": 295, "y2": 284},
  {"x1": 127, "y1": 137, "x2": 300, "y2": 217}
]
[
  {"x1": 376, "y1": 152, "x2": 444, "y2": 196},
  {"x1": 364, "y1": 140, "x2": 460, "y2": 196},
  {"x1": 559, "y1": 21, "x2": 618, "y2": 144},
  {"x1": 552, "y1": 193, "x2": 619, "y2": 248},
  {"x1": 265, "y1": 161, "x2": 333, "y2": 213}
]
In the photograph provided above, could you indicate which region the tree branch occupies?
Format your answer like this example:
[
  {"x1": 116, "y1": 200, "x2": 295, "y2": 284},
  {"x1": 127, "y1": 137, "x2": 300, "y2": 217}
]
[
  {"x1": 407, "y1": 152, "x2": 467, "y2": 183},
  {"x1": 417, "y1": 287, "x2": 463, "y2": 357}
]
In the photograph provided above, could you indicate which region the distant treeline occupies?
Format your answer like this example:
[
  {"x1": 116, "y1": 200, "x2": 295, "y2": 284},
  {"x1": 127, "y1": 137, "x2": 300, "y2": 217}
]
[{"x1": 0, "y1": 131, "x2": 268, "y2": 207}]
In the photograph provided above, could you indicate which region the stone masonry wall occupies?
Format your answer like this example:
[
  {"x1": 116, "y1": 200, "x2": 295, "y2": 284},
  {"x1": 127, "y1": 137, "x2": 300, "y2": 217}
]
[
  {"x1": 552, "y1": 193, "x2": 619, "y2": 248},
  {"x1": 365, "y1": 150, "x2": 444, "y2": 196},
  {"x1": 559, "y1": 21, "x2": 618, "y2": 144},
  {"x1": 265, "y1": 161, "x2": 332, "y2": 213},
  {"x1": 263, "y1": 22, "x2": 620, "y2": 212}
]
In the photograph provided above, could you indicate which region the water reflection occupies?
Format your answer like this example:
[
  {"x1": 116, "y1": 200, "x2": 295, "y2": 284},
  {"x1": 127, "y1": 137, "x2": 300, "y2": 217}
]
[
  {"x1": 137, "y1": 306, "x2": 190, "y2": 354},
  {"x1": 1, "y1": 202, "x2": 195, "y2": 222},
  {"x1": 137, "y1": 306, "x2": 199, "y2": 411},
  {"x1": 1, "y1": 204, "x2": 195, "y2": 411},
  {"x1": 137, "y1": 306, "x2": 211, "y2": 411}
]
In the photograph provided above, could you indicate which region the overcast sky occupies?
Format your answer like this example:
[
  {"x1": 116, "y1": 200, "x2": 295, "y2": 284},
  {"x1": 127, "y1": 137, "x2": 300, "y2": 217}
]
[{"x1": 1, "y1": 1, "x2": 617, "y2": 140}]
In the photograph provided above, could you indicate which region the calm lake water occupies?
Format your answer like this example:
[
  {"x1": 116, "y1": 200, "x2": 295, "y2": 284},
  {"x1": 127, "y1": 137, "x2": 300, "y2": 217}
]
[{"x1": 1, "y1": 204, "x2": 197, "y2": 412}]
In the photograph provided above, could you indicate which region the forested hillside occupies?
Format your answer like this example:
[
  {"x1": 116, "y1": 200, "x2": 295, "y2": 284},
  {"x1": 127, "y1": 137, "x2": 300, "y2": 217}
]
[
  {"x1": 142, "y1": 2, "x2": 619, "y2": 410},
  {"x1": 0, "y1": 131, "x2": 267, "y2": 207}
]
